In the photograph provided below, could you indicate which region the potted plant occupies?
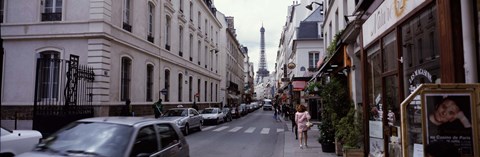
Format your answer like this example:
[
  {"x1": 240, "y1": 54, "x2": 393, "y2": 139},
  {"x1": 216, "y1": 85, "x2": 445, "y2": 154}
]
[
  {"x1": 336, "y1": 104, "x2": 363, "y2": 157},
  {"x1": 318, "y1": 77, "x2": 350, "y2": 153}
]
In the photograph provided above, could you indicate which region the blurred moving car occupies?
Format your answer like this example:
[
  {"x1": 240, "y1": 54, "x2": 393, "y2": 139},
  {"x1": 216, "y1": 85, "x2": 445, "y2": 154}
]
[
  {"x1": 200, "y1": 108, "x2": 225, "y2": 124},
  {"x1": 17, "y1": 117, "x2": 189, "y2": 157},
  {"x1": 1, "y1": 127, "x2": 42, "y2": 157},
  {"x1": 159, "y1": 108, "x2": 203, "y2": 135},
  {"x1": 263, "y1": 99, "x2": 273, "y2": 111},
  {"x1": 222, "y1": 107, "x2": 233, "y2": 122}
]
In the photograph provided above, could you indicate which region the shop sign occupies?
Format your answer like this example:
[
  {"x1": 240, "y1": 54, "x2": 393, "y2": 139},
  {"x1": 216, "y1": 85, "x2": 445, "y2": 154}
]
[
  {"x1": 408, "y1": 68, "x2": 432, "y2": 94},
  {"x1": 363, "y1": 0, "x2": 425, "y2": 46}
]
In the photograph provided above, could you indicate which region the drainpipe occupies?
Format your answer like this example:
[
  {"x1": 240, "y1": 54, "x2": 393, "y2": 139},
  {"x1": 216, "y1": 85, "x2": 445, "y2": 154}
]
[{"x1": 461, "y1": 0, "x2": 478, "y2": 83}]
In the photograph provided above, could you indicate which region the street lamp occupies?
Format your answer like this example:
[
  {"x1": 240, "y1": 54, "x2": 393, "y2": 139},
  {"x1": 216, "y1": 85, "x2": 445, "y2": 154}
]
[{"x1": 306, "y1": 2, "x2": 323, "y2": 11}]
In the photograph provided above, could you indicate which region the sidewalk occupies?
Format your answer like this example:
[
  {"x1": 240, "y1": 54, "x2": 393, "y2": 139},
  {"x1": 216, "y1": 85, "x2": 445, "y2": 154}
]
[{"x1": 282, "y1": 118, "x2": 337, "y2": 157}]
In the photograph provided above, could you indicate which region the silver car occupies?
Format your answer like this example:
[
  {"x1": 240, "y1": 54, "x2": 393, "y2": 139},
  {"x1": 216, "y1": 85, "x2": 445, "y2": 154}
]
[
  {"x1": 17, "y1": 117, "x2": 189, "y2": 157},
  {"x1": 159, "y1": 108, "x2": 203, "y2": 135}
]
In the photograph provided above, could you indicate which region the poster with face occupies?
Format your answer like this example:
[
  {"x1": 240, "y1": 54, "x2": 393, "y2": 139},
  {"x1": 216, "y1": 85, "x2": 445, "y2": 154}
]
[{"x1": 424, "y1": 94, "x2": 474, "y2": 156}]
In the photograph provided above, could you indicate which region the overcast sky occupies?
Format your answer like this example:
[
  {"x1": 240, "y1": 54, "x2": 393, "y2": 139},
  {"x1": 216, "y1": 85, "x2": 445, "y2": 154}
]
[{"x1": 214, "y1": 0, "x2": 295, "y2": 73}]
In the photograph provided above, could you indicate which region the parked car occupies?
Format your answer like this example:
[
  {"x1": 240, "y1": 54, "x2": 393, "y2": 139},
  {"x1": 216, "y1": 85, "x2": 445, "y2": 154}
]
[
  {"x1": 1, "y1": 127, "x2": 43, "y2": 157},
  {"x1": 230, "y1": 106, "x2": 241, "y2": 118},
  {"x1": 17, "y1": 117, "x2": 189, "y2": 157},
  {"x1": 263, "y1": 100, "x2": 273, "y2": 111},
  {"x1": 239, "y1": 103, "x2": 247, "y2": 115},
  {"x1": 200, "y1": 108, "x2": 225, "y2": 124},
  {"x1": 159, "y1": 108, "x2": 203, "y2": 135},
  {"x1": 245, "y1": 104, "x2": 253, "y2": 113},
  {"x1": 251, "y1": 102, "x2": 259, "y2": 110},
  {"x1": 222, "y1": 107, "x2": 233, "y2": 122}
]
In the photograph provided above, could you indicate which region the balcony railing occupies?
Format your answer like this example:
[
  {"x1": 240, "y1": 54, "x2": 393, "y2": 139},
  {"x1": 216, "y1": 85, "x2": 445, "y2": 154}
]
[
  {"x1": 41, "y1": 13, "x2": 62, "y2": 21},
  {"x1": 147, "y1": 35, "x2": 154, "y2": 43},
  {"x1": 123, "y1": 23, "x2": 132, "y2": 32}
]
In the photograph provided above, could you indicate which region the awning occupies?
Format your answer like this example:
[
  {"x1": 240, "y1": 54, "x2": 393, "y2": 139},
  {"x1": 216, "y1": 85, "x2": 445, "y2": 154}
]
[
  {"x1": 292, "y1": 81, "x2": 306, "y2": 91},
  {"x1": 227, "y1": 94, "x2": 239, "y2": 99}
]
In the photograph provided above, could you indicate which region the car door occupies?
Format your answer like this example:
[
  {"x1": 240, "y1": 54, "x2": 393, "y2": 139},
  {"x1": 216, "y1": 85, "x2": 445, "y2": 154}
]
[
  {"x1": 190, "y1": 109, "x2": 201, "y2": 128},
  {"x1": 154, "y1": 123, "x2": 188, "y2": 157},
  {"x1": 129, "y1": 125, "x2": 160, "y2": 157}
]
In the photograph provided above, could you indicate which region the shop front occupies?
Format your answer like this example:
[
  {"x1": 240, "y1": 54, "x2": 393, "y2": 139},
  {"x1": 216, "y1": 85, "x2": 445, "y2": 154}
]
[{"x1": 359, "y1": 0, "x2": 474, "y2": 156}]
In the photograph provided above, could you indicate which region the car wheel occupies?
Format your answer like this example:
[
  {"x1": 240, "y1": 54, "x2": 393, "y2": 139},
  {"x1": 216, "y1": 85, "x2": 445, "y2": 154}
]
[
  {"x1": 184, "y1": 124, "x2": 190, "y2": 135},
  {"x1": 198, "y1": 121, "x2": 203, "y2": 131},
  {"x1": 0, "y1": 153, "x2": 14, "y2": 157}
]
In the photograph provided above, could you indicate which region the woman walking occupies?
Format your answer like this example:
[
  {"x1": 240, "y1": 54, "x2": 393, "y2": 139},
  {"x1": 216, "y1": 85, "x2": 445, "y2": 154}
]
[{"x1": 295, "y1": 104, "x2": 311, "y2": 149}]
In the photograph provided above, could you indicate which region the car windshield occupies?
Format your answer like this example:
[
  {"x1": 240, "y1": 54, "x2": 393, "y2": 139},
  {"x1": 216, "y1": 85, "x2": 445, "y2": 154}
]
[
  {"x1": 201, "y1": 108, "x2": 217, "y2": 114},
  {"x1": 0, "y1": 127, "x2": 12, "y2": 136},
  {"x1": 164, "y1": 109, "x2": 188, "y2": 116},
  {"x1": 36, "y1": 122, "x2": 133, "y2": 157}
]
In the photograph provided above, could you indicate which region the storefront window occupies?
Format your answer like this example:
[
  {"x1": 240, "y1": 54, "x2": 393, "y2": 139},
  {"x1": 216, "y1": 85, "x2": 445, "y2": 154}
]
[
  {"x1": 383, "y1": 32, "x2": 397, "y2": 73},
  {"x1": 367, "y1": 43, "x2": 382, "y2": 121},
  {"x1": 402, "y1": 5, "x2": 440, "y2": 96}
]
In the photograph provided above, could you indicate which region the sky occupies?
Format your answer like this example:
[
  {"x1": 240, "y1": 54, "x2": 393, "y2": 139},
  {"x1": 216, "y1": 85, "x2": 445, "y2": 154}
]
[{"x1": 214, "y1": 0, "x2": 295, "y2": 73}]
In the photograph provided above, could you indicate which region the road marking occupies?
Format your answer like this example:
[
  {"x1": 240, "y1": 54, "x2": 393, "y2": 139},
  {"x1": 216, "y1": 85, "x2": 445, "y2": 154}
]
[
  {"x1": 203, "y1": 126, "x2": 215, "y2": 131},
  {"x1": 260, "y1": 128, "x2": 270, "y2": 134},
  {"x1": 244, "y1": 127, "x2": 255, "y2": 133},
  {"x1": 229, "y1": 127, "x2": 242, "y2": 132},
  {"x1": 277, "y1": 128, "x2": 284, "y2": 132},
  {"x1": 213, "y1": 126, "x2": 229, "y2": 132}
]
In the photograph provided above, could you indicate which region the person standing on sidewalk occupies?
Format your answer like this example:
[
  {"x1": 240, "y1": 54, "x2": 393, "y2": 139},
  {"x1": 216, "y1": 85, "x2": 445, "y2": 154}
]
[
  {"x1": 295, "y1": 104, "x2": 311, "y2": 149},
  {"x1": 289, "y1": 104, "x2": 298, "y2": 139}
]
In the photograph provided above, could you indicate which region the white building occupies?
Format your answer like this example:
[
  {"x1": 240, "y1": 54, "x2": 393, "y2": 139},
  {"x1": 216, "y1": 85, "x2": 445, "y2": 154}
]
[
  {"x1": 275, "y1": 0, "x2": 324, "y2": 105},
  {"x1": 0, "y1": 0, "x2": 227, "y2": 119}
]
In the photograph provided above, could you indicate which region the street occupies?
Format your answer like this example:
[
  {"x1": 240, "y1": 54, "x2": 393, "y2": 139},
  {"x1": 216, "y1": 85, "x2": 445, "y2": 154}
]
[{"x1": 186, "y1": 109, "x2": 286, "y2": 157}]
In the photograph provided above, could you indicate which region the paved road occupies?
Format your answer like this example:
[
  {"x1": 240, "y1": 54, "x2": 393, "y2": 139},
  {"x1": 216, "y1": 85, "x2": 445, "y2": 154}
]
[{"x1": 186, "y1": 109, "x2": 285, "y2": 157}]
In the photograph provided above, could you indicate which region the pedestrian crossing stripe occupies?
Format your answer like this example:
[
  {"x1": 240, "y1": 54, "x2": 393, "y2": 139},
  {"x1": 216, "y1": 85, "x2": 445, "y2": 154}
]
[
  {"x1": 244, "y1": 127, "x2": 255, "y2": 133},
  {"x1": 277, "y1": 128, "x2": 284, "y2": 132},
  {"x1": 202, "y1": 126, "x2": 215, "y2": 131},
  {"x1": 229, "y1": 127, "x2": 242, "y2": 132},
  {"x1": 213, "y1": 126, "x2": 229, "y2": 131},
  {"x1": 260, "y1": 128, "x2": 269, "y2": 134}
]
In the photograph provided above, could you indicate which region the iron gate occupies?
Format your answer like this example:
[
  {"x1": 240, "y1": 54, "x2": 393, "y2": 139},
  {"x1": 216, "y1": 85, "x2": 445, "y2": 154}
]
[{"x1": 33, "y1": 55, "x2": 94, "y2": 136}]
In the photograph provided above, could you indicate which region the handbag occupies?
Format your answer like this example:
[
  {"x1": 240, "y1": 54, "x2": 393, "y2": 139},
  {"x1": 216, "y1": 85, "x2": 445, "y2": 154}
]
[{"x1": 306, "y1": 121, "x2": 313, "y2": 128}]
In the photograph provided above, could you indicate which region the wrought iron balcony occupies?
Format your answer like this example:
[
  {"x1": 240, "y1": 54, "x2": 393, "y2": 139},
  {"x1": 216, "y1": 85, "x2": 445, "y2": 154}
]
[
  {"x1": 41, "y1": 13, "x2": 62, "y2": 21},
  {"x1": 147, "y1": 35, "x2": 154, "y2": 43},
  {"x1": 123, "y1": 23, "x2": 132, "y2": 32}
]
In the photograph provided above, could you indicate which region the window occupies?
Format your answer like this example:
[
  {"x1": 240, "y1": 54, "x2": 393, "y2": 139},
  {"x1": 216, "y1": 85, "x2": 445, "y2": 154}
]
[
  {"x1": 204, "y1": 81, "x2": 207, "y2": 101},
  {"x1": 215, "y1": 84, "x2": 217, "y2": 101},
  {"x1": 204, "y1": 46, "x2": 208, "y2": 68},
  {"x1": 308, "y1": 52, "x2": 320, "y2": 68},
  {"x1": 41, "y1": 0, "x2": 62, "y2": 21},
  {"x1": 155, "y1": 124, "x2": 179, "y2": 149},
  {"x1": 130, "y1": 125, "x2": 158, "y2": 157},
  {"x1": 146, "y1": 64, "x2": 153, "y2": 101},
  {"x1": 165, "y1": 16, "x2": 171, "y2": 50},
  {"x1": 197, "y1": 79, "x2": 201, "y2": 102},
  {"x1": 122, "y1": 0, "x2": 132, "y2": 31},
  {"x1": 197, "y1": 41, "x2": 201, "y2": 65},
  {"x1": 1, "y1": 0, "x2": 4, "y2": 23},
  {"x1": 210, "y1": 82, "x2": 212, "y2": 101},
  {"x1": 179, "y1": 0, "x2": 183, "y2": 13},
  {"x1": 178, "y1": 73, "x2": 183, "y2": 102},
  {"x1": 164, "y1": 69, "x2": 170, "y2": 102},
  {"x1": 37, "y1": 51, "x2": 60, "y2": 100},
  {"x1": 189, "y1": 76, "x2": 193, "y2": 101},
  {"x1": 189, "y1": 34, "x2": 193, "y2": 61},
  {"x1": 179, "y1": 26, "x2": 184, "y2": 56},
  {"x1": 189, "y1": 2, "x2": 193, "y2": 22},
  {"x1": 147, "y1": 2, "x2": 154, "y2": 43},
  {"x1": 197, "y1": 12, "x2": 201, "y2": 29},
  {"x1": 121, "y1": 57, "x2": 131, "y2": 101},
  {"x1": 204, "y1": 20, "x2": 208, "y2": 35}
]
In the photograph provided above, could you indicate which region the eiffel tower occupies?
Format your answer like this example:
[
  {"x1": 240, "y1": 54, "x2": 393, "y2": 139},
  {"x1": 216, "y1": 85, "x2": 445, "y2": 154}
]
[{"x1": 256, "y1": 25, "x2": 270, "y2": 84}]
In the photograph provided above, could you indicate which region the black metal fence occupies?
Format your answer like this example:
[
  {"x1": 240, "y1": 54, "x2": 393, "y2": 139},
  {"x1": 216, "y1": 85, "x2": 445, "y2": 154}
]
[{"x1": 33, "y1": 55, "x2": 94, "y2": 136}]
